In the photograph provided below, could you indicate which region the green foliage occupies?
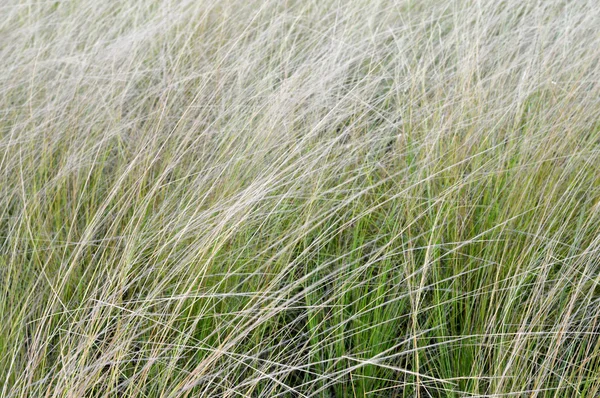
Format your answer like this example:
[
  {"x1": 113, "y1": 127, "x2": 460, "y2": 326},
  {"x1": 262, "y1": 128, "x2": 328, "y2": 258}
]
[{"x1": 1, "y1": 0, "x2": 600, "y2": 396}]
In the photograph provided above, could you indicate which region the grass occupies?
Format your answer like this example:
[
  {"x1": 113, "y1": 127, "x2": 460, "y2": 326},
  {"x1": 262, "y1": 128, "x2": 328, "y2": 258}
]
[{"x1": 1, "y1": 0, "x2": 600, "y2": 396}]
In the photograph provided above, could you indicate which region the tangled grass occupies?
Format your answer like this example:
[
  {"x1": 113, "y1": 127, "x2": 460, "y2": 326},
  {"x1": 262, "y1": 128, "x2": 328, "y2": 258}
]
[{"x1": 1, "y1": 0, "x2": 600, "y2": 396}]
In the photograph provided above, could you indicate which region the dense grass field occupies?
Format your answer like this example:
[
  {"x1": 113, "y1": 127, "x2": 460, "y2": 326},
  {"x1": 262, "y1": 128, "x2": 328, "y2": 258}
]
[{"x1": 1, "y1": 0, "x2": 600, "y2": 396}]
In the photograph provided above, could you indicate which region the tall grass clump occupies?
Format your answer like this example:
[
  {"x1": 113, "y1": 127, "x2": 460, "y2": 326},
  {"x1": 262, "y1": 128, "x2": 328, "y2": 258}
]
[{"x1": 1, "y1": 0, "x2": 600, "y2": 396}]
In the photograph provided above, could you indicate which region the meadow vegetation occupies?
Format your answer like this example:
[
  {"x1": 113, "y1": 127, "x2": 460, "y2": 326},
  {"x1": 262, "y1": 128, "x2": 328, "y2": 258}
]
[{"x1": 1, "y1": 0, "x2": 600, "y2": 396}]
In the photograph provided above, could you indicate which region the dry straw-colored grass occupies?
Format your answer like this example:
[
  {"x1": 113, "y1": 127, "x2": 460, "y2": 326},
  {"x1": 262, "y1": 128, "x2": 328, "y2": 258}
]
[{"x1": 1, "y1": 0, "x2": 600, "y2": 397}]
